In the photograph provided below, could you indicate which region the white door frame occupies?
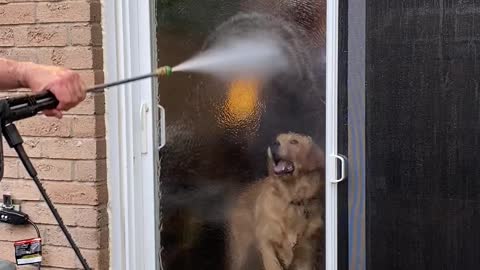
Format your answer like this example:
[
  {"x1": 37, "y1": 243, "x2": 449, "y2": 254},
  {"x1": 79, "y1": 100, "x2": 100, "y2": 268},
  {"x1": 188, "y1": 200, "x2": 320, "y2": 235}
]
[
  {"x1": 103, "y1": 0, "x2": 342, "y2": 269},
  {"x1": 325, "y1": 0, "x2": 344, "y2": 270},
  {"x1": 103, "y1": 0, "x2": 158, "y2": 269}
]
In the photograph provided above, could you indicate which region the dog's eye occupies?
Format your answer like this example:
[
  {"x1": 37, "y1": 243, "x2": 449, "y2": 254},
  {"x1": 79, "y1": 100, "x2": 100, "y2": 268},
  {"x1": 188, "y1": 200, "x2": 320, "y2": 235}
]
[{"x1": 290, "y1": 139, "x2": 299, "y2": 145}]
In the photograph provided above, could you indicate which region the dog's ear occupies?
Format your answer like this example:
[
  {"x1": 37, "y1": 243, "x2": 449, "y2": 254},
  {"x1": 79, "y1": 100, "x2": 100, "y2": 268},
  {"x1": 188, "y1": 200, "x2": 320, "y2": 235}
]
[{"x1": 303, "y1": 144, "x2": 325, "y2": 172}]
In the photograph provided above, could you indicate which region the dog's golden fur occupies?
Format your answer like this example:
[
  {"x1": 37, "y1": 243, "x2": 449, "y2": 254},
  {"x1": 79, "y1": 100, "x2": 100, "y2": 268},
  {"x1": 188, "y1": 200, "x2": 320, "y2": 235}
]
[{"x1": 228, "y1": 133, "x2": 325, "y2": 270}]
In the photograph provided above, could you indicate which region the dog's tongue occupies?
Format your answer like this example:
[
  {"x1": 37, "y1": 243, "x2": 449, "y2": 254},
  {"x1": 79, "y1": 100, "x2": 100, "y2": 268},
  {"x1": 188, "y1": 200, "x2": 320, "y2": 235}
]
[{"x1": 274, "y1": 160, "x2": 294, "y2": 174}]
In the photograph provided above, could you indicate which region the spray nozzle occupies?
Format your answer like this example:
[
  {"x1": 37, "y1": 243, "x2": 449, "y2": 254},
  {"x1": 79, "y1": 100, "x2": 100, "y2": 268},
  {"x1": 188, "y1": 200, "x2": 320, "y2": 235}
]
[{"x1": 155, "y1": 66, "x2": 173, "y2": 77}]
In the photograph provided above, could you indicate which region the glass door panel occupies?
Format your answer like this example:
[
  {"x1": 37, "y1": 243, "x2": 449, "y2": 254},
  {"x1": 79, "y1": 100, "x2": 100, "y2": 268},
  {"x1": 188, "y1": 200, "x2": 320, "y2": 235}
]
[{"x1": 155, "y1": 1, "x2": 326, "y2": 269}]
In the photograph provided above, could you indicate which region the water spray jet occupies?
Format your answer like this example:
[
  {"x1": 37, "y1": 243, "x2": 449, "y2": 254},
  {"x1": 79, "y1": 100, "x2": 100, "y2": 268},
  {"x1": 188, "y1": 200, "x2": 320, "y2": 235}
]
[{"x1": 85, "y1": 33, "x2": 287, "y2": 92}]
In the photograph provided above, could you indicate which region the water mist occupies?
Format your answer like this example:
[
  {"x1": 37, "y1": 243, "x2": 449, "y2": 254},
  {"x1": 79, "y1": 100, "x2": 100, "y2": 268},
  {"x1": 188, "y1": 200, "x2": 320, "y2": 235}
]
[{"x1": 172, "y1": 34, "x2": 289, "y2": 81}]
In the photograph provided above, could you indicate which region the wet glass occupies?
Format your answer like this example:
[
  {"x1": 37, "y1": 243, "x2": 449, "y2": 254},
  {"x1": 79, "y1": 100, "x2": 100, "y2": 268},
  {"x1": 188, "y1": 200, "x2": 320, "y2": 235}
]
[{"x1": 155, "y1": 1, "x2": 326, "y2": 269}]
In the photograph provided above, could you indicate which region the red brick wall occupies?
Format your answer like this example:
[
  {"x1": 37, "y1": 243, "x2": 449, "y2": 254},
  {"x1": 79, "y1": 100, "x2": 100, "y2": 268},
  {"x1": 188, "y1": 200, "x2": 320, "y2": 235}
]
[{"x1": 0, "y1": 1, "x2": 108, "y2": 269}]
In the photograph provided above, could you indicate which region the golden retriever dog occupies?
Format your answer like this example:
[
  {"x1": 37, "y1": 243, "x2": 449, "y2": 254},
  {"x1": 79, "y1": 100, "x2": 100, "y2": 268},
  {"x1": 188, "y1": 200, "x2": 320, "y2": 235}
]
[{"x1": 228, "y1": 132, "x2": 325, "y2": 270}]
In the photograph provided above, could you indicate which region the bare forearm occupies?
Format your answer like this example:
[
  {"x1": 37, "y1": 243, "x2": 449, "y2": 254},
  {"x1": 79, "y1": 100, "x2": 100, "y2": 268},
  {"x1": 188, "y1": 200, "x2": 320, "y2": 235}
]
[
  {"x1": 0, "y1": 58, "x2": 29, "y2": 90},
  {"x1": 0, "y1": 57, "x2": 86, "y2": 118}
]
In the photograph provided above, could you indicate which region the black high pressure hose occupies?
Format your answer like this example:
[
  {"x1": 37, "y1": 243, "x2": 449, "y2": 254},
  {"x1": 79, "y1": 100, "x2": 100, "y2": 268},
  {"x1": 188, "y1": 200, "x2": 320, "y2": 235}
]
[{"x1": 0, "y1": 94, "x2": 92, "y2": 269}]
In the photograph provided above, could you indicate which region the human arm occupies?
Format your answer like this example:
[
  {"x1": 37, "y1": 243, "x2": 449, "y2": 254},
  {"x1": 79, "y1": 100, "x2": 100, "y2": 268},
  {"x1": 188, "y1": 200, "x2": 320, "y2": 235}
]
[{"x1": 0, "y1": 58, "x2": 86, "y2": 118}]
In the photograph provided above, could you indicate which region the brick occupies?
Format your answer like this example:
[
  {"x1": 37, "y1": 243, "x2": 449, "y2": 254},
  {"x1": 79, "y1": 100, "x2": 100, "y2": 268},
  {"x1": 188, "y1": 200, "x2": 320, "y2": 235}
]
[
  {"x1": 3, "y1": 158, "x2": 19, "y2": 178},
  {"x1": 96, "y1": 183, "x2": 108, "y2": 204},
  {"x1": 0, "y1": 26, "x2": 14, "y2": 46},
  {"x1": 16, "y1": 116, "x2": 72, "y2": 137},
  {"x1": 0, "y1": 179, "x2": 105, "y2": 205},
  {"x1": 42, "y1": 246, "x2": 107, "y2": 269},
  {"x1": 90, "y1": 2, "x2": 102, "y2": 23},
  {"x1": 14, "y1": 25, "x2": 68, "y2": 47},
  {"x1": 19, "y1": 267, "x2": 64, "y2": 270},
  {"x1": 70, "y1": 23, "x2": 103, "y2": 46},
  {"x1": 15, "y1": 266, "x2": 57, "y2": 270},
  {"x1": 2, "y1": 0, "x2": 63, "y2": 2},
  {"x1": 77, "y1": 69, "x2": 103, "y2": 86},
  {"x1": 0, "y1": 3, "x2": 35, "y2": 25},
  {"x1": 21, "y1": 202, "x2": 107, "y2": 227},
  {"x1": 36, "y1": 1, "x2": 99, "y2": 23},
  {"x1": 0, "y1": 224, "x2": 41, "y2": 243},
  {"x1": 66, "y1": 92, "x2": 105, "y2": 115},
  {"x1": 3, "y1": 137, "x2": 105, "y2": 159},
  {"x1": 73, "y1": 159, "x2": 106, "y2": 182},
  {"x1": 37, "y1": 47, "x2": 103, "y2": 69},
  {"x1": 3, "y1": 136, "x2": 42, "y2": 157},
  {"x1": 19, "y1": 159, "x2": 73, "y2": 180},
  {"x1": 0, "y1": 179, "x2": 39, "y2": 201},
  {"x1": 71, "y1": 115, "x2": 105, "y2": 138},
  {"x1": 11, "y1": 48, "x2": 39, "y2": 62},
  {"x1": 0, "y1": 48, "x2": 8, "y2": 57},
  {"x1": 41, "y1": 138, "x2": 106, "y2": 159},
  {"x1": 0, "y1": 47, "x2": 38, "y2": 62},
  {"x1": 43, "y1": 226, "x2": 108, "y2": 249},
  {"x1": 44, "y1": 181, "x2": 107, "y2": 205},
  {"x1": 0, "y1": 241, "x2": 14, "y2": 262}
]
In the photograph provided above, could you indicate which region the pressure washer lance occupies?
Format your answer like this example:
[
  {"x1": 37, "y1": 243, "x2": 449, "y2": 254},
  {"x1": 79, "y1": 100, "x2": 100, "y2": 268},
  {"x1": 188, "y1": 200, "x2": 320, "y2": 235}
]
[
  {"x1": 0, "y1": 65, "x2": 172, "y2": 270},
  {"x1": 87, "y1": 65, "x2": 172, "y2": 93}
]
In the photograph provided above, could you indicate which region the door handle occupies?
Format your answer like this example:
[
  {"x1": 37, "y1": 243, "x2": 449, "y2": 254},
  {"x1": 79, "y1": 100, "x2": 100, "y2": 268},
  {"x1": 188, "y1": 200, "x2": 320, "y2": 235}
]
[
  {"x1": 330, "y1": 154, "x2": 347, "y2": 183},
  {"x1": 158, "y1": 104, "x2": 166, "y2": 150}
]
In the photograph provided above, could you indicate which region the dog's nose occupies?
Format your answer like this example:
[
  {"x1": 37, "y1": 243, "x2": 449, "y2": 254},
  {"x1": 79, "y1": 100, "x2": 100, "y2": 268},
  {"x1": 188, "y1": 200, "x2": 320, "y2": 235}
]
[{"x1": 271, "y1": 140, "x2": 280, "y2": 154}]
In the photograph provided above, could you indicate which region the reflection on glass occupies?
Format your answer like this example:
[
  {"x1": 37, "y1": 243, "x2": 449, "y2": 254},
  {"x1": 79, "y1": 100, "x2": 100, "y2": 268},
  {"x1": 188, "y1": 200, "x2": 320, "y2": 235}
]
[
  {"x1": 225, "y1": 79, "x2": 260, "y2": 122},
  {"x1": 156, "y1": 1, "x2": 326, "y2": 269}
]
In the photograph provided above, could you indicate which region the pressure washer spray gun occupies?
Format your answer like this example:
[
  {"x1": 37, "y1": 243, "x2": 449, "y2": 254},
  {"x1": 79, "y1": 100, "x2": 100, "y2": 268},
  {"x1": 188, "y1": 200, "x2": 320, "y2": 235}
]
[{"x1": 0, "y1": 66, "x2": 172, "y2": 270}]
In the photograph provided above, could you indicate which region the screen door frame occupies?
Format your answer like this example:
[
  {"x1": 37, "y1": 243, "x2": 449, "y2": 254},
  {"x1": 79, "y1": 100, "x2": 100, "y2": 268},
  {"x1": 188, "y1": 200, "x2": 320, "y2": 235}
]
[
  {"x1": 326, "y1": 0, "x2": 348, "y2": 269},
  {"x1": 103, "y1": 0, "x2": 344, "y2": 269}
]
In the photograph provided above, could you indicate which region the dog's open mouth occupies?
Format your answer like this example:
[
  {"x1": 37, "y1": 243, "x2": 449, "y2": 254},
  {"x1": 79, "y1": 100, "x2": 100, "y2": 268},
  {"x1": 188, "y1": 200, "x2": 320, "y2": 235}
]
[
  {"x1": 273, "y1": 159, "x2": 295, "y2": 175},
  {"x1": 268, "y1": 147, "x2": 295, "y2": 175}
]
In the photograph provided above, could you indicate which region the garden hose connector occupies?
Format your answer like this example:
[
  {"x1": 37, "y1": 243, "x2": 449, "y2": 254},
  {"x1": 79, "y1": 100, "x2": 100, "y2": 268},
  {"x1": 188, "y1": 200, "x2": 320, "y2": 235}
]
[{"x1": 156, "y1": 66, "x2": 173, "y2": 77}]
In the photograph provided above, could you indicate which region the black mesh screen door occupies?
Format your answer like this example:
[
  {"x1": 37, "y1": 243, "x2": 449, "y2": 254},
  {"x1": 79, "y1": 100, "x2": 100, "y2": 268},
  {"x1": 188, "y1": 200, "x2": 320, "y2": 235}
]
[{"x1": 345, "y1": 1, "x2": 480, "y2": 270}]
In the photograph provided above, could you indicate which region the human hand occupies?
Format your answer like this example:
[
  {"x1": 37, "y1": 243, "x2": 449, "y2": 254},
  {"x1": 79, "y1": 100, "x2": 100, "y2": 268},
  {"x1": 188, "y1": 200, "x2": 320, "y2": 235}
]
[{"x1": 18, "y1": 62, "x2": 86, "y2": 118}]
